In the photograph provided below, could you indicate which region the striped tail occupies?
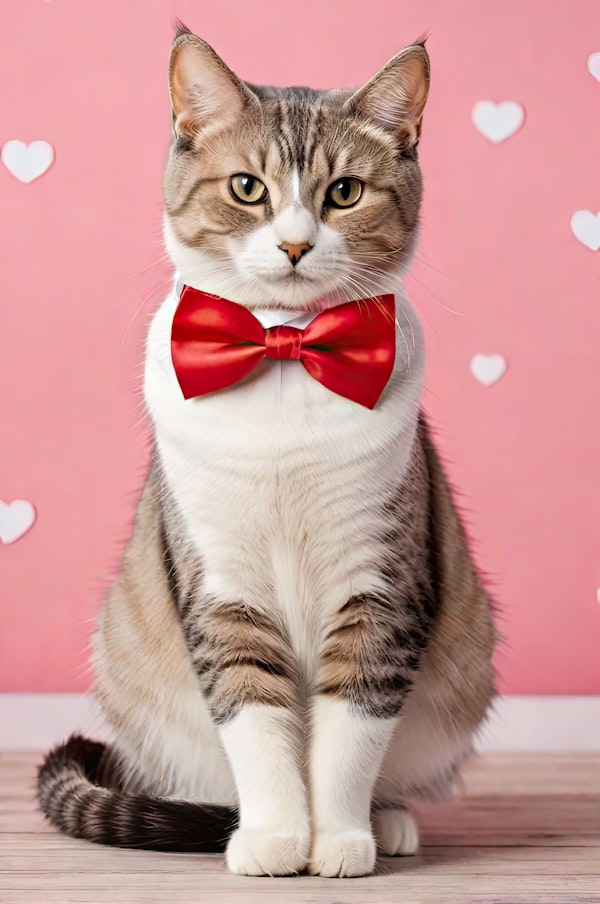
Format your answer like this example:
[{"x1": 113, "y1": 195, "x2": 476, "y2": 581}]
[{"x1": 36, "y1": 734, "x2": 237, "y2": 852}]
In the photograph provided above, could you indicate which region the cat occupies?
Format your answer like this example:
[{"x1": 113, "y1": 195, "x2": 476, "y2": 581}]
[{"x1": 36, "y1": 24, "x2": 498, "y2": 878}]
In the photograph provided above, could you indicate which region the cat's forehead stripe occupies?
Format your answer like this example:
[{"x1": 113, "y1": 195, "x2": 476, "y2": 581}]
[{"x1": 271, "y1": 99, "x2": 323, "y2": 175}]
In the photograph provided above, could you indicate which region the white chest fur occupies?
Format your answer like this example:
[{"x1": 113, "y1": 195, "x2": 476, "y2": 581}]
[{"x1": 144, "y1": 284, "x2": 425, "y2": 679}]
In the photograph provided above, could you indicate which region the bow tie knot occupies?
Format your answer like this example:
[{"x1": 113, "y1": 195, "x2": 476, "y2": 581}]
[{"x1": 264, "y1": 324, "x2": 303, "y2": 361}]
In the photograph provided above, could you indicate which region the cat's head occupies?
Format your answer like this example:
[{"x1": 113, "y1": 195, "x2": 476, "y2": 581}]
[{"x1": 164, "y1": 25, "x2": 429, "y2": 312}]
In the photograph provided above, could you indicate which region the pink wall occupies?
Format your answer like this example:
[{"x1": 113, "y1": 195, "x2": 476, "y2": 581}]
[{"x1": 1, "y1": 0, "x2": 598, "y2": 694}]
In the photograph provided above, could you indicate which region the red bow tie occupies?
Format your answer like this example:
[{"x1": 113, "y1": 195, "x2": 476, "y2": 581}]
[{"x1": 171, "y1": 287, "x2": 396, "y2": 409}]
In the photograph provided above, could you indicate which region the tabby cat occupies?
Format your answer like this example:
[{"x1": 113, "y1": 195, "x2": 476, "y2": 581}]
[{"x1": 37, "y1": 24, "x2": 497, "y2": 878}]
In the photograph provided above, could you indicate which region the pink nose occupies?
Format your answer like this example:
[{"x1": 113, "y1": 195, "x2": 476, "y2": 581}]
[{"x1": 278, "y1": 242, "x2": 312, "y2": 266}]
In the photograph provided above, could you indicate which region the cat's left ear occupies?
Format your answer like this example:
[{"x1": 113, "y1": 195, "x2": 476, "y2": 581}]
[{"x1": 345, "y1": 42, "x2": 430, "y2": 145}]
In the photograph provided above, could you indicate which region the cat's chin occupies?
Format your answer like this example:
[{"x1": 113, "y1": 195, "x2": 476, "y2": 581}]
[
  {"x1": 178, "y1": 268, "x2": 341, "y2": 315},
  {"x1": 246, "y1": 273, "x2": 339, "y2": 313}
]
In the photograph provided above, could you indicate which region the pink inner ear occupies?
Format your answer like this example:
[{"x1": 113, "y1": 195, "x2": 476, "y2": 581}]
[
  {"x1": 170, "y1": 39, "x2": 251, "y2": 136},
  {"x1": 350, "y1": 46, "x2": 429, "y2": 136},
  {"x1": 368, "y1": 92, "x2": 416, "y2": 131}
]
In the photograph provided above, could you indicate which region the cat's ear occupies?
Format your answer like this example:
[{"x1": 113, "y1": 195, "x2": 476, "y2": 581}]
[
  {"x1": 345, "y1": 42, "x2": 430, "y2": 145},
  {"x1": 168, "y1": 28, "x2": 259, "y2": 138}
]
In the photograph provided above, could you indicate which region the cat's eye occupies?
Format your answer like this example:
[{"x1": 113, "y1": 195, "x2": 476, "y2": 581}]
[
  {"x1": 325, "y1": 177, "x2": 363, "y2": 209},
  {"x1": 229, "y1": 174, "x2": 268, "y2": 205}
]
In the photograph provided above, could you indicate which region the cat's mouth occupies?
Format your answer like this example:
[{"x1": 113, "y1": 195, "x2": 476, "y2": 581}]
[
  {"x1": 270, "y1": 268, "x2": 321, "y2": 287},
  {"x1": 273, "y1": 266, "x2": 314, "y2": 279}
]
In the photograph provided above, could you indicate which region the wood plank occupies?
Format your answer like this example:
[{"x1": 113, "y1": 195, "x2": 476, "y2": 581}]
[
  {"x1": 1, "y1": 869, "x2": 599, "y2": 900},
  {"x1": 1, "y1": 753, "x2": 600, "y2": 903},
  {"x1": 3, "y1": 835, "x2": 600, "y2": 861},
  {"x1": 459, "y1": 753, "x2": 600, "y2": 795}
]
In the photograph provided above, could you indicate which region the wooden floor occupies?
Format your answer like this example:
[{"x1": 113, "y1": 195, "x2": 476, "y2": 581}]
[{"x1": 1, "y1": 752, "x2": 599, "y2": 903}]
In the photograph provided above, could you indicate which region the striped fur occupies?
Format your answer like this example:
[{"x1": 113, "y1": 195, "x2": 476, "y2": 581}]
[
  {"x1": 37, "y1": 28, "x2": 498, "y2": 878},
  {"x1": 37, "y1": 735, "x2": 236, "y2": 851},
  {"x1": 180, "y1": 598, "x2": 299, "y2": 725}
]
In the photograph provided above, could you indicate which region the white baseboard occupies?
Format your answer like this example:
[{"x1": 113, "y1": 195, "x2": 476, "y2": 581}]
[
  {"x1": 1, "y1": 693, "x2": 599, "y2": 752},
  {"x1": 473, "y1": 696, "x2": 600, "y2": 752}
]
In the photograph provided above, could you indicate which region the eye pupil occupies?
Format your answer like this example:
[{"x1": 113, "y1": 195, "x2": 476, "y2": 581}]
[
  {"x1": 338, "y1": 180, "x2": 350, "y2": 200},
  {"x1": 241, "y1": 176, "x2": 254, "y2": 196}
]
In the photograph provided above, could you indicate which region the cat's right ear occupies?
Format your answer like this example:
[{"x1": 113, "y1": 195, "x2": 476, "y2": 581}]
[
  {"x1": 168, "y1": 30, "x2": 259, "y2": 139},
  {"x1": 344, "y1": 42, "x2": 430, "y2": 146}
]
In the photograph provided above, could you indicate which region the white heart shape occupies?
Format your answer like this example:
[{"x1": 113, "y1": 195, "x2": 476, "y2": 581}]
[
  {"x1": 587, "y1": 52, "x2": 600, "y2": 81},
  {"x1": 571, "y1": 210, "x2": 600, "y2": 251},
  {"x1": 0, "y1": 500, "x2": 37, "y2": 544},
  {"x1": 470, "y1": 354, "x2": 507, "y2": 386},
  {"x1": 1, "y1": 139, "x2": 54, "y2": 183},
  {"x1": 472, "y1": 101, "x2": 524, "y2": 143}
]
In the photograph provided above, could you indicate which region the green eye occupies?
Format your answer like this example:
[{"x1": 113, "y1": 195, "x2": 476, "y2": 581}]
[
  {"x1": 230, "y1": 174, "x2": 268, "y2": 204},
  {"x1": 325, "y1": 177, "x2": 363, "y2": 208}
]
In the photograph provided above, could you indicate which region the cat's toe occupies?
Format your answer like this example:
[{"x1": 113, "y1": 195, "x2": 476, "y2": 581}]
[
  {"x1": 226, "y1": 827, "x2": 309, "y2": 876},
  {"x1": 373, "y1": 807, "x2": 420, "y2": 856},
  {"x1": 308, "y1": 828, "x2": 376, "y2": 878}
]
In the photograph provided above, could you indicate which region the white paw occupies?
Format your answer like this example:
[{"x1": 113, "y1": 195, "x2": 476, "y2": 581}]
[
  {"x1": 225, "y1": 827, "x2": 309, "y2": 876},
  {"x1": 308, "y1": 828, "x2": 376, "y2": 878},
  {"x1": 374, "y1": 807, "x2": 420, "y2": 856}
]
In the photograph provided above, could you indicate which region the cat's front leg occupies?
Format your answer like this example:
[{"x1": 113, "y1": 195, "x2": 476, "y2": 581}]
[
  {"x1": 182, "y1": 598, "x2": 310, "y2": 876},
  {"x1": 308, "y1": 592, "x2": 426, "y2": 878},
  {"x1": 308, "y1": 696, "x2": 397, "y2": 877},
  {"x1": 221, "y1": 705, "x2": 310, "y2": 875}
]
